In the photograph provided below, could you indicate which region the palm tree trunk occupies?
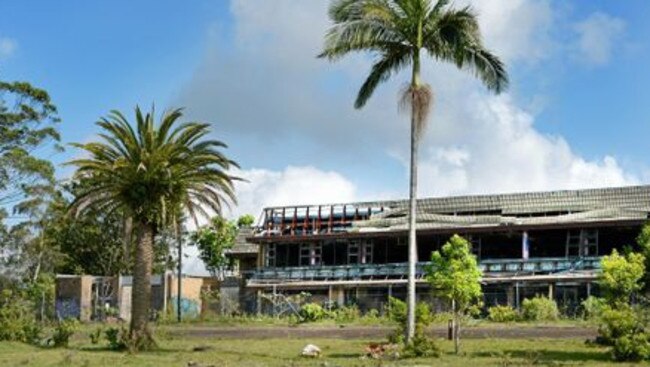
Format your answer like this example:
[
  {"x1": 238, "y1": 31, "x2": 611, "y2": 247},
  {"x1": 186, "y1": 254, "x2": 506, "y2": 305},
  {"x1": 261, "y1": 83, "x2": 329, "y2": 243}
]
[
  {"x1": 406, "y1": 48, "x2": 422, "y2": 344},
  {"x1": 122, "y1": 215, "x2": 133, "y2": 273},
  {"x1": 130, "y1": 220, "x2": 155, "y2": 348}
]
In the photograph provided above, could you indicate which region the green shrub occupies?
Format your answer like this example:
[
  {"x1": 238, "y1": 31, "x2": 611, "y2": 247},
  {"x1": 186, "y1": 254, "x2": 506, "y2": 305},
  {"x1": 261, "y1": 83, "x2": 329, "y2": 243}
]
[
  {"x1": 597, "y1": 305, "x2": 638, "y2": 346},
  {"x1": 299, "y1": 303, "x2": 326, "y2": 322},
  {"x1": 581, "y1": 296, "x2": 606, "y2": 320},
  {"x1": 521, "y1": 296, "x2": 559, "y2": 321},
  {"x1": 487, "y1": 305, "x2": 518, "y2": 322},
  {"x1": 49, "y1": 319, "x2": 78, "y2": 348},
  {"x1": 0, "y1": 289, "x2": 42, "y2": 344},
  {"x1": 333, "y1": 305, "x2": 360, "y2": 323},
  {"x1": 105, "y1": 327, "x2": 126, "y2": 350},
  {"x1": 386, "y1": 297, "x2": 433, "y2": 327},
  {"x1": 402, "y1": 333, "x2": 440, "y2": 358},
  {"x1": 612, "y1": 332, "x2": 650, "y2": 362},
  {"x1": 89, "y1": 327, "x2": 103, "y2": 345}
]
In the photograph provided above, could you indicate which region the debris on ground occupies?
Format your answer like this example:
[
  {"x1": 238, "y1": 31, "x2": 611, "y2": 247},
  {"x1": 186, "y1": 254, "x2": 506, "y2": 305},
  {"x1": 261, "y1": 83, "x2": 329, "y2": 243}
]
[
  {"x1": 364, "y1": 343, "x2": 400, "y2": 360},
  {"x1": 301, "y1": 344, "x2": 322, "y2": 358}
]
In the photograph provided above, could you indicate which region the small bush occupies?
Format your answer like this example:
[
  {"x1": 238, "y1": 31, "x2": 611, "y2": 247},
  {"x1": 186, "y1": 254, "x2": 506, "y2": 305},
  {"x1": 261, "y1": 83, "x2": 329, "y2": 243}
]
[
  {"x1": 105, "y1": 327, "x2": 127, "y2": 351},
  {"x1": 521, "y1": 296, "x2": 559, "y2": 321},
  {"x1": 612, "y1": 332, "x2": 650, "y2": 362},
  {"x1": 487, "y1": 305, "x2": 518, "y2": 323},
  {"x1": 300, "y1": 303, "x2": 326, "y2": 322},
  {"x1": 596, "y1": 305, "x2": 638, "y2": 346},
  {"x1": 333, "y1": 305, "x2": 360, "y2": 323},
  {"x1": 581, "y1": 296, "x2": 606, "y2": 320},
  {"x1": 49, "y1": 319, "x2": 78, "y2": 348},
  {"x1": 402, "y1": 333, "x2": 440, "y2": 358},
  {"x1": 89, "y1": 327, "x2": 102, "y2": 345},
  {"x1": 386, "y1": 297, "x2": 433, "y2": 327}
]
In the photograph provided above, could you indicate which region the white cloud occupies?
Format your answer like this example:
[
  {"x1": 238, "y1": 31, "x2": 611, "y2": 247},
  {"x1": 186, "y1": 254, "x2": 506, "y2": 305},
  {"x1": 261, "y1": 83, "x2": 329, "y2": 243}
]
[
  {"x1": 573, "y1": 12, "x2": 625, "y2": 66},
  {"x1": 466, "y1": 0, "x2": 555, "y2": 64},
  {"x1": 227, "y1": 166, "x2": 358, "y2": 220},
  {"x1": 178, "y1": 0, "x2": 639, "y2": 208},
  {"x1": 417, "y1": 94, "x2": 636, "y2": 197},
  {"x1": 0, "y1": 37, "x2": 16, "y2": 59}
]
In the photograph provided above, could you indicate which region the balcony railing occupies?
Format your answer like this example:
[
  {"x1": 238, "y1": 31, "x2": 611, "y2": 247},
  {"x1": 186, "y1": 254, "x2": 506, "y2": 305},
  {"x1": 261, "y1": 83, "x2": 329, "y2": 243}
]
[{"x1": 251, "y1": 257, "x2": 602, "y2": 283}]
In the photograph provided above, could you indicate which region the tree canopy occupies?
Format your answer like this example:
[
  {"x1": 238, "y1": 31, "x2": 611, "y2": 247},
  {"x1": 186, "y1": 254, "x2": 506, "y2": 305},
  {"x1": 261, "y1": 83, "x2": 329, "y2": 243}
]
[
  {"x1": 0, "y1": 81, "x2": 61, "y2": 211},
  {"x1": 192, "y1": 217, "x2": 238, "y2": 278},
  {"x1": 426, "y1": 234, "x2": 482, "y2": 353}
]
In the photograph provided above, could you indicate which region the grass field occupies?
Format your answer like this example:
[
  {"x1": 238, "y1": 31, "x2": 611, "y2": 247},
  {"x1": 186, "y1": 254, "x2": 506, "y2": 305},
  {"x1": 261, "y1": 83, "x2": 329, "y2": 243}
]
[{"x1": 0, "y1": 332, "x2": 625, "y2": 367}]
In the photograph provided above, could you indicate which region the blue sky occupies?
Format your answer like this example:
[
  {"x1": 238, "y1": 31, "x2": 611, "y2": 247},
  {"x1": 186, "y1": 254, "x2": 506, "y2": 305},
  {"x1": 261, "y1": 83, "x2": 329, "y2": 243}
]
[{"x1": 2, "y1": 0, "x2": 650, "y2": 219}]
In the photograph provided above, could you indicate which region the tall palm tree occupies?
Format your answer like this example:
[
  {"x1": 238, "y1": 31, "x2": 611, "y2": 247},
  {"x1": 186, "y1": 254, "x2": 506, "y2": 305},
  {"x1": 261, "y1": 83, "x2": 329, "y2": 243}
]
[
  {"x1": 319, "y1": 0, "x2": 508, "y2": 342},
  {"x1": 68, "y1": 107, "x2": 238, "y2": 349}
]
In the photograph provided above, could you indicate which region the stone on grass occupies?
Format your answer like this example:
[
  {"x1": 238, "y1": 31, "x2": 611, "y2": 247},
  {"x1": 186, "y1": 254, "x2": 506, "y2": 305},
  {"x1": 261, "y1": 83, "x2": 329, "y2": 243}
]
[{"x1": 301, "y1": 344, "x2": 322, "y2": 358}]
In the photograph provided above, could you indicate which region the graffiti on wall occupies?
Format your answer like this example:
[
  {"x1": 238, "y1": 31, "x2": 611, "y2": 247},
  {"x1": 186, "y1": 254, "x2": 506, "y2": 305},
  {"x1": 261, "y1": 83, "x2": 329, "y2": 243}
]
[
  {"x1": 170, "y1": 297, "x2": 200, "y2": 318},
  {"x1": 55, "y1": 298, "x2": 80, "y2": 320}
]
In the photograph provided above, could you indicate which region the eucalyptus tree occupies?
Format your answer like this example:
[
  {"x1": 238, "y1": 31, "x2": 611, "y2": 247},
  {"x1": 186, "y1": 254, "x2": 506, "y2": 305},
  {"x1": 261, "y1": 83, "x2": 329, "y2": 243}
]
[
  {"x1": 319, "y1": 0, "x2": 508, "y2": 341},
  {"x1": 0, "y1": 81, "x2": 61, "y2": 216},
  {"x1": 68, "y1": 107, "x2": 238, "y2": 349}
]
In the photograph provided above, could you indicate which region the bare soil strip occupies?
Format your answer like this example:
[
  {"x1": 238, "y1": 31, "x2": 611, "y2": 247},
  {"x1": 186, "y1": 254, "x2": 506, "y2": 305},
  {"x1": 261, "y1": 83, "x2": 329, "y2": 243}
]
[{"x1": 167, "y1": 325, "x2": 596, "y2": 340}]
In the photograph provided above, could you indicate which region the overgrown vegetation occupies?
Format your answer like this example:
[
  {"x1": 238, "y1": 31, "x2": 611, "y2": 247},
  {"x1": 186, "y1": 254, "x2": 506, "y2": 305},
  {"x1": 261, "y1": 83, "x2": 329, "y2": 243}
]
[
  {"x1": 521, "y1": 296, "x2": 559, "y2": 322},
  {"x1": 386, "y1": 297, "x2": 439, "y2": 357},
  {"x1": 0, "y1": 289, "x2": 42, "y2": 345},
  {"x1": 591, "y1": 247, "x2": 650, "y2": 362},
  {"x1": 487, "y1": 305, "x2": 518, "y2": 323}
]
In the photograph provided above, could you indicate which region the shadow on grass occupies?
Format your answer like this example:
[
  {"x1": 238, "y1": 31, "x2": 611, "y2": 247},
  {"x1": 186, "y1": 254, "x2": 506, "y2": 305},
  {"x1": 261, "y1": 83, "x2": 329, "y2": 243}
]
[{"x1": 327, "y1": 352, "x2": 363, "y2": 358}]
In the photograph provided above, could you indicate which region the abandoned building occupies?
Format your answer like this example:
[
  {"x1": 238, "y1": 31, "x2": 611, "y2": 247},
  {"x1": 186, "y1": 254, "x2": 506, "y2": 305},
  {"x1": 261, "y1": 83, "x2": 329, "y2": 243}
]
[{"x1": 245, "y1": 185, "x2": 650, "y2": 313}]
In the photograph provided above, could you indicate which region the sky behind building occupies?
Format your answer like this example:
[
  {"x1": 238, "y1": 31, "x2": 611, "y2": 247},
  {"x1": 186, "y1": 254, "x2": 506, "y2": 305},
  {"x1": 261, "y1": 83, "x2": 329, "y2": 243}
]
[{"x1": 2, "y1": 1, "x2": 650, "y2": 273}]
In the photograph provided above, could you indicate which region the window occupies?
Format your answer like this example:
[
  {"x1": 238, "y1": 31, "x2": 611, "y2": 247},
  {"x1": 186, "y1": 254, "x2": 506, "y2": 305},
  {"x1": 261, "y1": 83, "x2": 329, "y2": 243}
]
[
  {"x1": 566, "y1": 229, "x2": 598, "y2": 258},
  {"x1": 300, "y1": 243, "x2": 322, "y2": 266},
  {"x1": 265, "y1": 244, "x2": 276, "y2": 267},
  {"x1": 348, "y1": 240, "x2": 373, "y2": 264}
]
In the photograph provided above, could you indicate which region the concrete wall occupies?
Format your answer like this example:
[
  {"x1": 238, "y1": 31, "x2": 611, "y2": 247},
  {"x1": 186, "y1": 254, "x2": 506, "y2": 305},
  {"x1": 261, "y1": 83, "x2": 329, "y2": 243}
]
[{"x1": 167, "y1": 275, "x2": 204, "y2": 318}]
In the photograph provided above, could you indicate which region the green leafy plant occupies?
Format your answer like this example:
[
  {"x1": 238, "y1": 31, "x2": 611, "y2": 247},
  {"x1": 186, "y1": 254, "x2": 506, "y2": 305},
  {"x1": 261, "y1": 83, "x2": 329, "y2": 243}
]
[
  {"x1": 385, "y1": 297, "x2": 437, "y2": 356},
  {"x1": 521, "y1": 296, "x2": 559, "y2": 321},
  {"x1": 104, "y1": 327, "x2": 126, "y2": 351},
  {"x1": 612, "y1": 332, "x2": 650, "y2": 362},
  {"x1": 300, "y1": 303, "x2": 327, "y2": 322},
  {"x1": 89, "y1": 327, "x2": 103, "y2": 345},
  {"x1": 333, "y1": 305, "x2": 361, "y2": 323},
  {"x1": 581, "y1": 296, "x2": 606, "y2": 321},
  {"x1": 402, "y1": 332, "x2": 440, "y2": 358},
  {"x1": 49, "y1": 319, "x2": 78, "y2": 348},
  {"x1": 488, "y1": 305, "x2": 518, "y2": 323},
  {"x1": 426, "y1": 235, "x2": 482, "y2": 354}
]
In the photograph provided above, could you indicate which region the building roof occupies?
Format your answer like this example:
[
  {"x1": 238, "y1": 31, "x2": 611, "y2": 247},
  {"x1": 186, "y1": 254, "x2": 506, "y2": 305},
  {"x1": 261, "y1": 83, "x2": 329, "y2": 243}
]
[
  {"x1": 226, "y1": 227, "x2": 259, "y2": 255},
  {"x1": 253, "y1": 185, "x2": 650, "y2": 238}
]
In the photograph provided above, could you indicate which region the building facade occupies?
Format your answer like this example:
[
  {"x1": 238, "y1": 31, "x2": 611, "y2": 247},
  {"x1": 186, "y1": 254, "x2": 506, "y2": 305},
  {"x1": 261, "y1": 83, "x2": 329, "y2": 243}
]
[{"x1": 246, "y1": 185, "x2": 650, "y2": 313}]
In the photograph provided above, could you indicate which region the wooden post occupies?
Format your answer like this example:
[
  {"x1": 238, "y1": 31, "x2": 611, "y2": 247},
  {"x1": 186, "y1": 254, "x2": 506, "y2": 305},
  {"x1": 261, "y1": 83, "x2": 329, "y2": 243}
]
[
  {"x1": 328, "y1": 205, "x2": 334, "y2": 233},
  {"x1": 317, "y1": 206, "x2": 322, "y2": 233}
]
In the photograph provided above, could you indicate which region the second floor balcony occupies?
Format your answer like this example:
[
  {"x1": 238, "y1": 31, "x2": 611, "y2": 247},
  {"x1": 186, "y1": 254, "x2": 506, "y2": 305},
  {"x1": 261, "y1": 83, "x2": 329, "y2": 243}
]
[{"x1": 250, "y1": 256, "x2": 602, "y2": 284}]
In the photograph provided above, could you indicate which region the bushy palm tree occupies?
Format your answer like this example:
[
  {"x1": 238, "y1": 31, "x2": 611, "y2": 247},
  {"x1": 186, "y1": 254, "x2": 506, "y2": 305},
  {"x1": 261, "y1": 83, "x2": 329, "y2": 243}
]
[
  {"x1": 319, "y1": 0, "x2": 508, "y2": 342},
  {"x1": 68, "y1": 107, "x2": 238, "y2": 348}
]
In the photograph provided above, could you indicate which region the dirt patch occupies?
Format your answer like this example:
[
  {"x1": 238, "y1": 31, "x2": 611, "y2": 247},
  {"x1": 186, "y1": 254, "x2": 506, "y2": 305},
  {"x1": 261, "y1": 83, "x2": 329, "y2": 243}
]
[{"x1": 168, "y1": 325, "x2": 596, "y2": 340}]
